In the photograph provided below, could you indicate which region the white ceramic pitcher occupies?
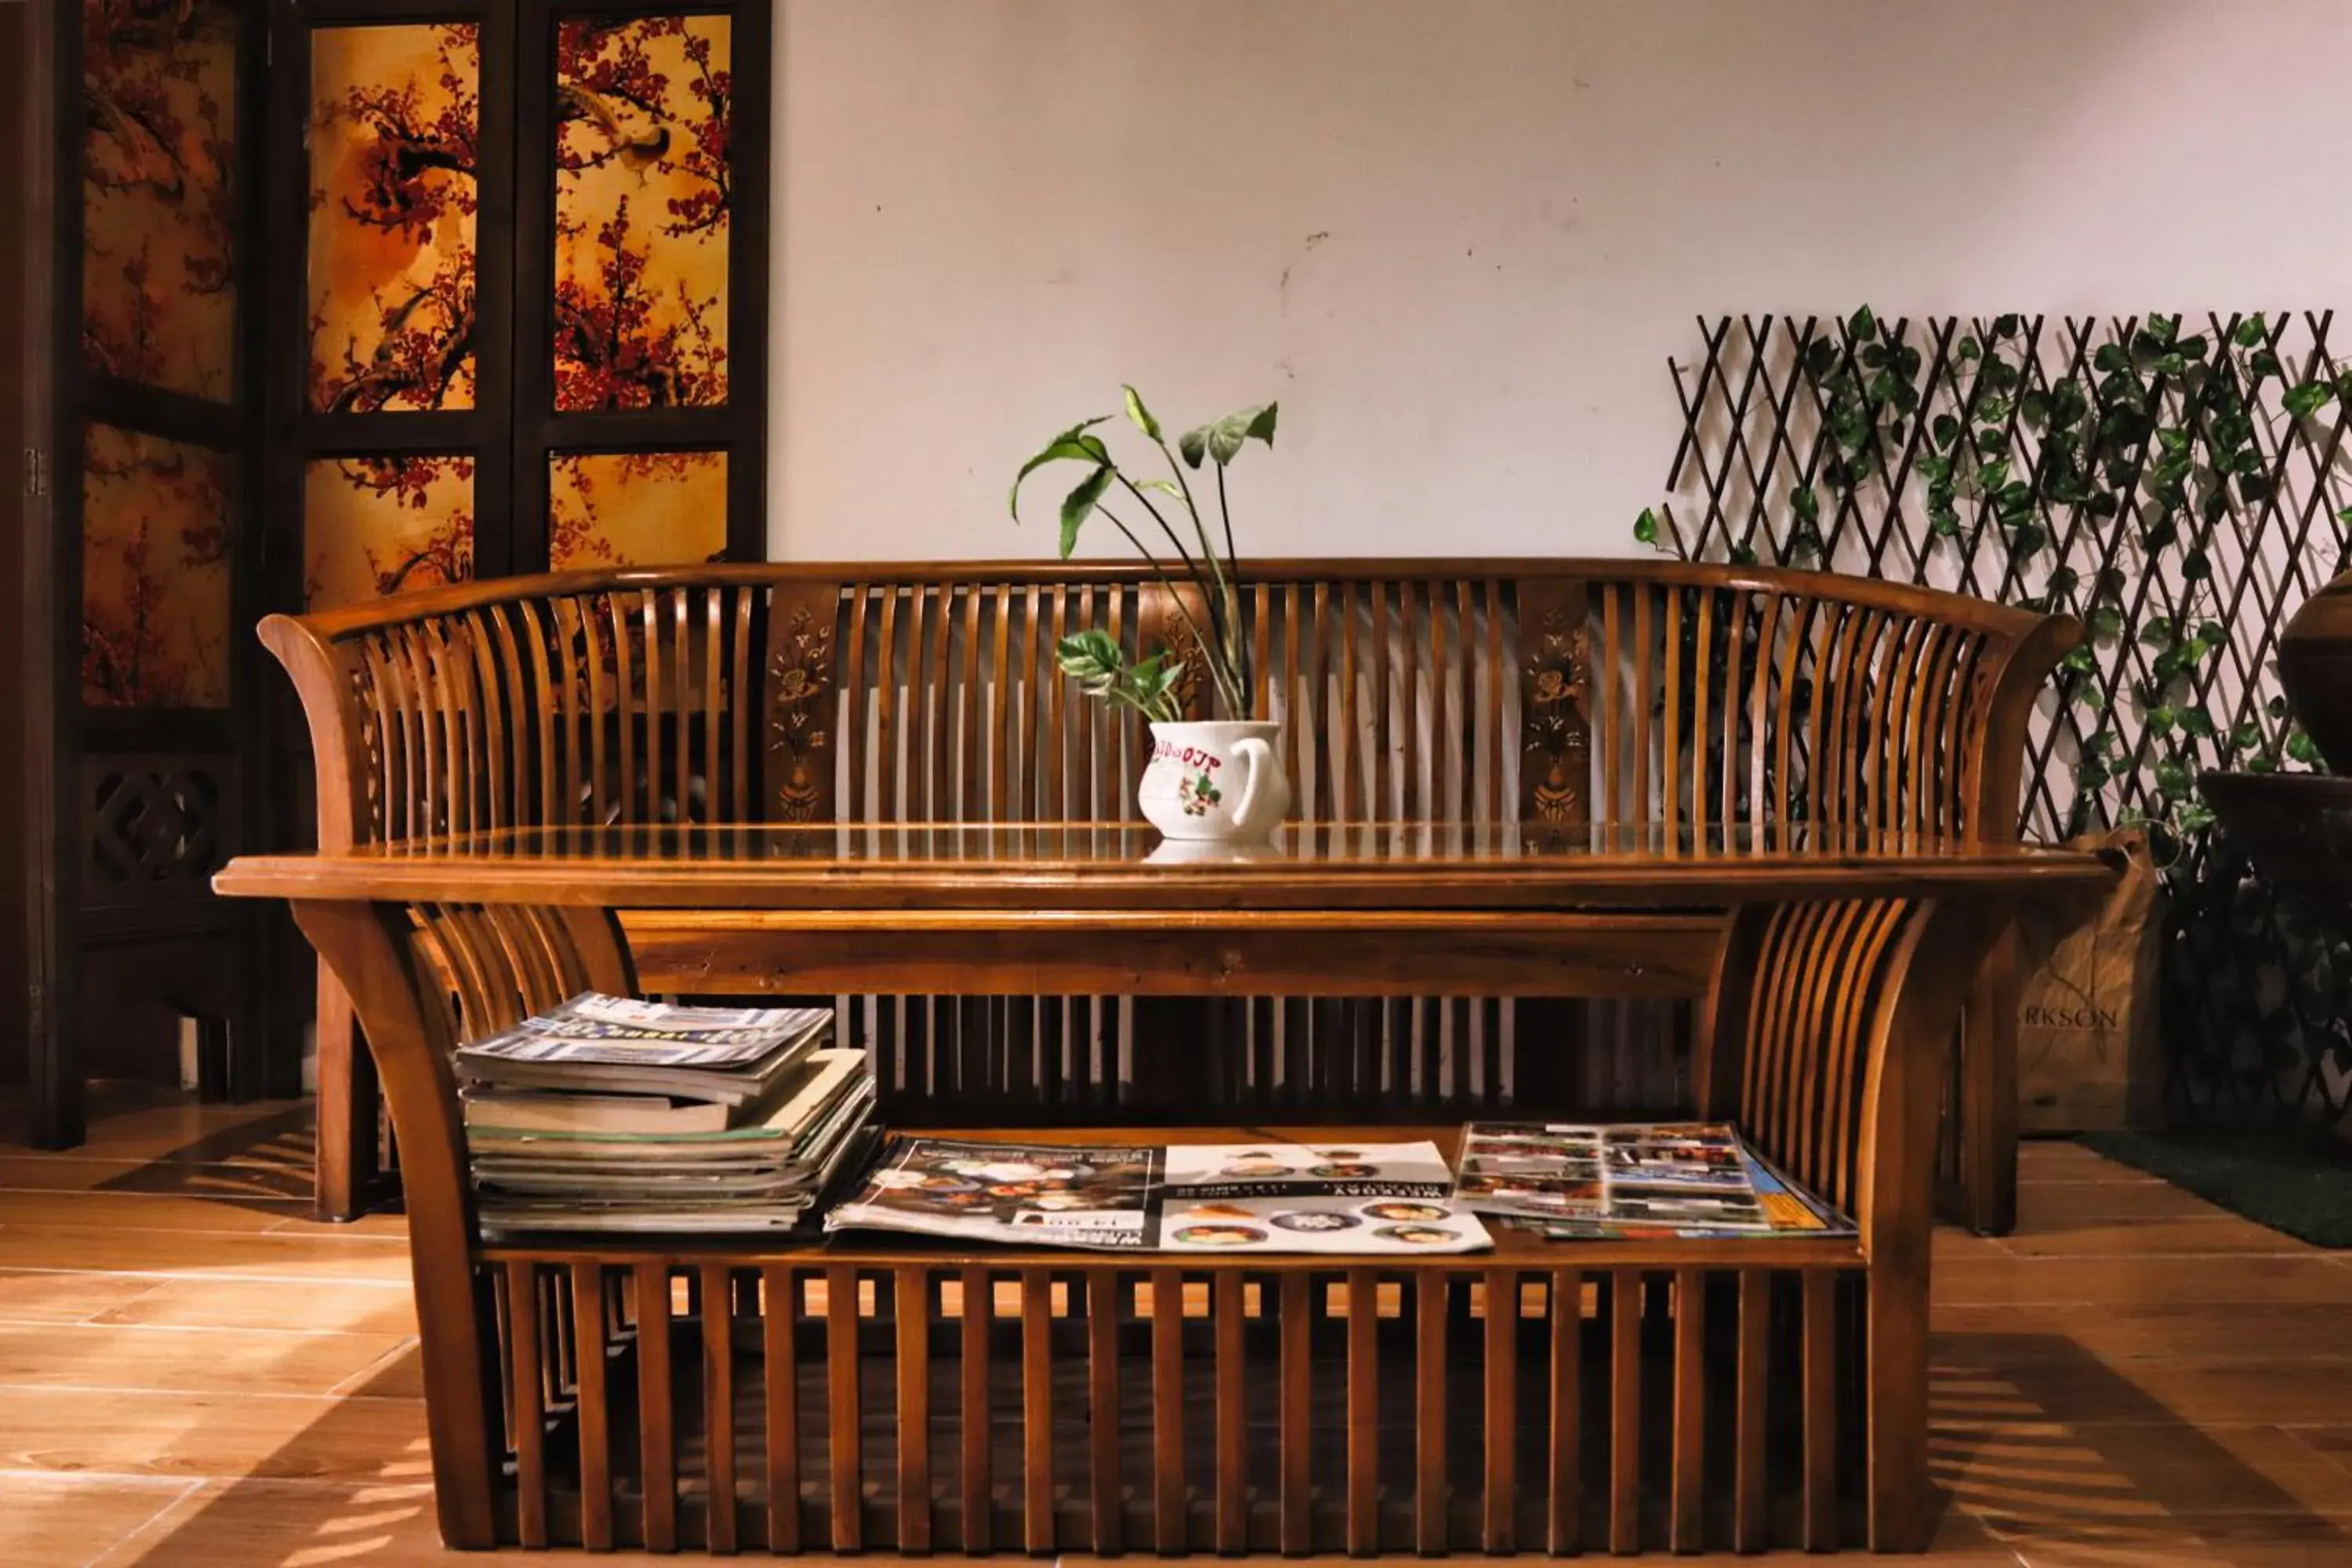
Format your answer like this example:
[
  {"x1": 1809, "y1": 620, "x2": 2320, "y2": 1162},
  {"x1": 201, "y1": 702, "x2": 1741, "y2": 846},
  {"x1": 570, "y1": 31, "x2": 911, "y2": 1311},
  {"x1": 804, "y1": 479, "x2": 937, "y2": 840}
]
[{"x1": 1138, "y1": 720, "x2": 1290, "y2": 843}]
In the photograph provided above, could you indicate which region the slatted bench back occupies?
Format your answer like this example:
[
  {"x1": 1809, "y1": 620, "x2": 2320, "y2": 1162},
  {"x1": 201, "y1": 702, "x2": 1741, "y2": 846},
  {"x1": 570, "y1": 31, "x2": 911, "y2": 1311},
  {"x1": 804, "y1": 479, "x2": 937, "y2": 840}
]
[{"x1": 274, "y1": 560, "x2": 2063, "y2": 851}]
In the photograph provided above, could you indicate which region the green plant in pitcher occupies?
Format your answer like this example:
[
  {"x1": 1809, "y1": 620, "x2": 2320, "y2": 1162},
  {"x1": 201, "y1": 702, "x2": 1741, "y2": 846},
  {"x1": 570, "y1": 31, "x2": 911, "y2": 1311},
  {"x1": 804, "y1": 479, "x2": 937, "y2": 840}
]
[{"x1": 1011, "y1": 387, "x2": 1277, "y2": 720}]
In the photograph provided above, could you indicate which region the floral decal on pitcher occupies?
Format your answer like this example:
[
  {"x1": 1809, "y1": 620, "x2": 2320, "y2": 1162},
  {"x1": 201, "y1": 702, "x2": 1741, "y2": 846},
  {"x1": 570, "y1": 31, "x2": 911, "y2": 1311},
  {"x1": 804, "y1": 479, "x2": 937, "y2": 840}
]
[{"x1": 1178, "y1": 770, "x2": 1223, "y2": 816}]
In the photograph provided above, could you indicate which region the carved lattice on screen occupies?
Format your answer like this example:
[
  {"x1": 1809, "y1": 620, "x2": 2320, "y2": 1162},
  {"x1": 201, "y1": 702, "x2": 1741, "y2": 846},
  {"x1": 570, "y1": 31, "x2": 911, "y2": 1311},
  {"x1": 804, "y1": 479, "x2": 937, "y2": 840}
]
[{"x1": 1655, "y1": 312, "x2": 2352, "y2": 1123}]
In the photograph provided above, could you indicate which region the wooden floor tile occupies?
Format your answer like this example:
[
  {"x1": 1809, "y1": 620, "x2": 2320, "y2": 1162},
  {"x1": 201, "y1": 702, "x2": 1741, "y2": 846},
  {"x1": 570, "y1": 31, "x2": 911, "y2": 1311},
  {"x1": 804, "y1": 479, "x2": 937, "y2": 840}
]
[
  {"x1": 2012, "y1": 1177, "x2": 2238, "y2": 1226},
  {"x1": 0, "y1": 1224, "x2": 411, "y2": 1282},
  {"x1": 84, "y1": 1476, "x2": 761, "y2": 1567},
  {"x1": 89, "y1": 1277, "x2": 416, "y2": 1335},
  {"x1": 0, "y1": 1189, "x2": 312, "y2": 1236},
  {"x1": 0, "y1": 1388, "x2": 430, "y2": 1481},
  {"x1": 0, "y1": 1269, "x2": 176, "y2": 1326},
  {"x1": 1933, "y1": 1254, "x2": 2352, "y2": 1308},
  {"x1": 0, "y1": 1321, "x2": 416, "y2": 1397},
  {"x1": 2016, "y1": 1140, "x2": 2170, "y2": 1181},
  {"x1": 0, "y1": 1098, "x2": 310, "y2": 1163},
  {"x1": 0, "y1": 1472, "x2": 202, "y2": 1568},
  {"x1": 2001, "y1": 1216, "x2": 2310, "y2": 1258}
]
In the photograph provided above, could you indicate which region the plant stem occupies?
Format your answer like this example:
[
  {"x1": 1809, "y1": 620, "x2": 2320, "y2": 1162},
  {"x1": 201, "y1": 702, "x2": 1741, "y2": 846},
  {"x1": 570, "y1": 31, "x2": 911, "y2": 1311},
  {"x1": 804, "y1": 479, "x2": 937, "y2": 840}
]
[
  {"x1": 1152, "y1": 437, "x2": 1253, "y2": 718},
  {"x1": 1114, "y1": 471, "x2": 1238, "y2": 701},
  {"x1": 1091, "y1": 502, "x2": 1247, "y2": 717},
  {"x1": 1214, "y1": 462, "x2": 1250, "y2": 703}
]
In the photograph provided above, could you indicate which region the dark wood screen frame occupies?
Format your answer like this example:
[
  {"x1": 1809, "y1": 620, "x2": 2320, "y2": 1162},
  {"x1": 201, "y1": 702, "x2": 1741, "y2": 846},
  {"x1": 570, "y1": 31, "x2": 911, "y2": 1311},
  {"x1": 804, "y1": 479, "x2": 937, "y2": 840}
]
[{"x1": 26, "y1": 0, "x2": 278, "y2": 1148}]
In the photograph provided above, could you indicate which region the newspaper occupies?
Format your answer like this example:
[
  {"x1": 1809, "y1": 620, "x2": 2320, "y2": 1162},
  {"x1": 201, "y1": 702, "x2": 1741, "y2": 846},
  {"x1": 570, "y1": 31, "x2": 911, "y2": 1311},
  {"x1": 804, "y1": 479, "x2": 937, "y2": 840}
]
[
  {"x1": 1454, "y1": 1122, "x2": 1855, "y2": 1240},
  {"x1": 826, "y1": 1137, "x2": 1491, "y2": 1254}
]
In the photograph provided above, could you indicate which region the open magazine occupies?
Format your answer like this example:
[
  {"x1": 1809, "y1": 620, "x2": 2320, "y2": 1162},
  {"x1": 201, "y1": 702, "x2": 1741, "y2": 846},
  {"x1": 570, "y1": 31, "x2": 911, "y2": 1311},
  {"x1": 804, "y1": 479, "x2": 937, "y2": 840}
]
[
  {"x1": 1453, "y1": 1122, "x2": 1856, "y2": 1240},
  {"x1": 826, "y1": 1137, "x2": 1492, "y2": 1254}
]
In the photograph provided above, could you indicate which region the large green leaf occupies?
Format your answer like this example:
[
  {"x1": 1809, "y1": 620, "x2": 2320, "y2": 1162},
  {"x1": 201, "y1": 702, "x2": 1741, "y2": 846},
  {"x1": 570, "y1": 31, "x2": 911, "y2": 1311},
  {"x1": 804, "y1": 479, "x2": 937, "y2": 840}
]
[
  {"x1": 2283, "y1": 380, "x2": 2333, "y2": 419},
  {"x1": 1178, "y1": 403, "x2": 1280, "y2": 469},
  {"x1": 1122, "y1": 385, "x2": 1162, "y2": 442},
  {"x1": 1010, "y1": 417, "x2": 1112, "y2": 517},
  {"x1": 1058, "y1": 464, "x2": 1115, "y2": 559}
]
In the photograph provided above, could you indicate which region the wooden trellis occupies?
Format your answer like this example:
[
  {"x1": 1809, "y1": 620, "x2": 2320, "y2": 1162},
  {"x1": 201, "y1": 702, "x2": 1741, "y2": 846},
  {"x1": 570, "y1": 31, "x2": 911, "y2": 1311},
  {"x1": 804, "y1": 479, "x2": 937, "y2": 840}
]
[{"x1": 1656, "y1": 312, "x2": 2352, "y2": 1123}]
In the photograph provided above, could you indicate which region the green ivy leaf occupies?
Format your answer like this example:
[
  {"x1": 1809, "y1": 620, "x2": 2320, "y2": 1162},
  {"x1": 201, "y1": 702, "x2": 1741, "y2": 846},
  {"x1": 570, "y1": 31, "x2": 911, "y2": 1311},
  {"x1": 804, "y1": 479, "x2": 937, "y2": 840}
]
[
  {"x1": 2284, "y1": 381, "x2": 2334, "y2": 419},
  {"x1": 2234, "y1": 315, "x2": 2267, "y2": 349},
  {"x1": 1932, "y1": 413, "x2": 1961, "y2": 450},
  {"x1": 2250, "y1": 349, "x2": 2283, "y2": 380},
  {"x1": 2140, "y1": 617, "x2": 2177, "y2": 648},
  {"x1": 2094, "y1": 343, "x2": 2131, "y2": 373},
  {"x1": 1957, "y1": 336, "x2": 1982, "y2": 361},
  {"x1": 1993, "y1": 314, "x2": 2022, "y2": 340},
  {"x1": 1633, "y1": 507, "x2": 1660, "y2": 546},
  {"x1": 2181, "y1": 706, "x2": 2217, "y2": 739},
  {"x1": 1848, "y1": 305, "x2": 1878, "y2": 341},
  {"x1": 1791, "y1": 485, "x2": 1820, "y2": 524},
  {"x1": 2288, "y1": 728, "x2": 2322, "y2": 766},
  {"x1": 2154, "y1": 760, "x2": 2192, "y2": 798},
  {"x1": 1802, "y1": 337, "x2": 1837, "y2": 378},
  {"x1": 2020, "y1": 391, "x2": 2052, "y2": 430}
]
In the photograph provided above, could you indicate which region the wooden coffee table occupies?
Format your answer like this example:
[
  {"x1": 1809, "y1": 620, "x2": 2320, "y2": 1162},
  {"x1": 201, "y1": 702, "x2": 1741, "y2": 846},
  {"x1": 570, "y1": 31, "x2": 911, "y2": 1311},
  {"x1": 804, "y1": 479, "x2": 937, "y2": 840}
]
[{"x1": 216, "y1": 821, "x2": 2107, "y2": 1555}]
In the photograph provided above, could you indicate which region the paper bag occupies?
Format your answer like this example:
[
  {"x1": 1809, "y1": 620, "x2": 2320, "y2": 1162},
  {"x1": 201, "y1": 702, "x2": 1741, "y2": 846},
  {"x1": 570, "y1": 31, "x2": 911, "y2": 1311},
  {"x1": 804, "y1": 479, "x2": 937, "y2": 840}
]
[{"x1": 2015, "y1": 828, "x2": 2164, "y2": 1133}]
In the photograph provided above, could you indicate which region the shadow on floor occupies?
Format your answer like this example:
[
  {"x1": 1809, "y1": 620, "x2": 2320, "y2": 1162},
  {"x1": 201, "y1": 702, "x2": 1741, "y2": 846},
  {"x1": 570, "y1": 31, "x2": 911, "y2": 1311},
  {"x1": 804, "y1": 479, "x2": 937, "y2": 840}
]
[{"x1": 1933, "y1": 1330, "x2": 2350, "y2": 1562}]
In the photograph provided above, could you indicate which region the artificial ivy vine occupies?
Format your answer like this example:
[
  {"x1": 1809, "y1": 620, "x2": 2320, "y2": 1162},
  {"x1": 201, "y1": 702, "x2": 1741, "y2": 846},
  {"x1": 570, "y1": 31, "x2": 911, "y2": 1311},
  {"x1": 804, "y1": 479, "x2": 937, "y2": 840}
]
[{"x1": 1640, "y1": 307, "x2": 2343, "y2": 847}]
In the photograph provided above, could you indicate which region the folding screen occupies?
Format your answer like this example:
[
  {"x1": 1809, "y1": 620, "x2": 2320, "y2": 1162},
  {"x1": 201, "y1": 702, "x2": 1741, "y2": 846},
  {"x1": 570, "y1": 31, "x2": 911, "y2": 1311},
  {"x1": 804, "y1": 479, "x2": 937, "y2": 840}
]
[
  {"x1": 272, "y1": 0, "x2": 770, "y2": 616},
  {"x1": 22, "y1": 0, "x2": 271, "y2": 1145}
]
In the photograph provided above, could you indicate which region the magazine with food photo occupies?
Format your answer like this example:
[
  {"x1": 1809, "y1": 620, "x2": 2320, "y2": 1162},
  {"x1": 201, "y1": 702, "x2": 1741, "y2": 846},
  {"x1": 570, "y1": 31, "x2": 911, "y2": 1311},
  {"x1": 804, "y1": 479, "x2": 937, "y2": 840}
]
[
  {"x1": 1161, "y1": 1139, "x2": 1456, "y2": 1200},
  {"x1": 825, "y1": 1137, "x2": 1494, "y2": 1254}
]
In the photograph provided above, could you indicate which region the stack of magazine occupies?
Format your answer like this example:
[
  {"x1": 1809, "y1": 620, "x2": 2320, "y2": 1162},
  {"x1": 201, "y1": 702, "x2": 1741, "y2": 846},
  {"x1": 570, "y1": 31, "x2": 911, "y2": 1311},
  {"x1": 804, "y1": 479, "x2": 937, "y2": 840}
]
[
  {"x1": 458, "y1": 993, "x2": 877, "y2": 1238},
  {"x1": 826, "y1": 1137, "x2": 1494, "y2": 1254},
  {"x1": 1450, "y1": 1121, "x2": 1856, "y2": 1240}
]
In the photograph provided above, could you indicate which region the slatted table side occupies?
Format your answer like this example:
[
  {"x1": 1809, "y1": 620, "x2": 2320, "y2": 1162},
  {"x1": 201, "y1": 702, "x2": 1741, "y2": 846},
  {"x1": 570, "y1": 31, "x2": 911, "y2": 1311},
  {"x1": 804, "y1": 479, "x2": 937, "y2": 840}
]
[{"x1": 475, "y1": 1248, "x2": 1877, "y2": 1555}]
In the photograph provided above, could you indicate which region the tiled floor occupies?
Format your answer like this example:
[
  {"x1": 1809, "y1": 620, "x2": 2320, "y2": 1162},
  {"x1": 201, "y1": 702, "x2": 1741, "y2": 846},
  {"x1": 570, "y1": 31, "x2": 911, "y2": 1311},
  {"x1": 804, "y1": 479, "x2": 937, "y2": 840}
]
[{"x1": 2, "y1": 1094, "x2": 2350, "y2": 1565}]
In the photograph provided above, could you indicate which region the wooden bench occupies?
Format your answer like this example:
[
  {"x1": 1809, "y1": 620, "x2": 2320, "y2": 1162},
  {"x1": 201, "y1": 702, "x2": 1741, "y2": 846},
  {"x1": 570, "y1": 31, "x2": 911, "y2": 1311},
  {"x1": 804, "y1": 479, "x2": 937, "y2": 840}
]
[
  {"x1": 236, "y1": 560, "x2": 2085, "y2": 1555},
  {"x1": 301, "y1": 561, "x2": 2053, "y2": 1231}
]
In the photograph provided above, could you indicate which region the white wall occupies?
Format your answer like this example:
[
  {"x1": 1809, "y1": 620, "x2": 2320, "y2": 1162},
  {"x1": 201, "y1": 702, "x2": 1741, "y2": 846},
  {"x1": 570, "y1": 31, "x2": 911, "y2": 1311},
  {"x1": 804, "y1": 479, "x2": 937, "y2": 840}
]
[{"x1": 771, "y1": 0, "x2": 2352, "y2": 561}]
